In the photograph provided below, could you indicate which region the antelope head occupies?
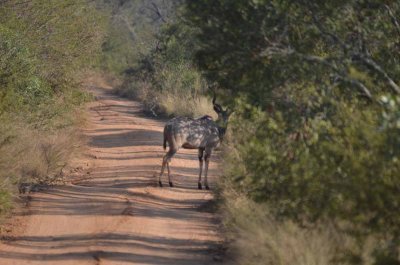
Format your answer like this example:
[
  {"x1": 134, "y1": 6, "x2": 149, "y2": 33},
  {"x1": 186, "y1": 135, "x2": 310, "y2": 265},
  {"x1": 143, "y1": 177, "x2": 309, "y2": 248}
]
[{"x1": 212, "y1": 90, "x2": 233, "y2": 128}]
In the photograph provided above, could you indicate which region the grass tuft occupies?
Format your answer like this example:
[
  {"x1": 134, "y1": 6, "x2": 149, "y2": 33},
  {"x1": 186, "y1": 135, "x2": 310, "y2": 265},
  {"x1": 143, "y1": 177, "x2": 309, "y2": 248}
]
[
  {"x1": 219, "y1": 184, "x2": 379, "y2": 265},
  {"x1": 115, "y1": 78, "x2": 216, "y2": 119}
]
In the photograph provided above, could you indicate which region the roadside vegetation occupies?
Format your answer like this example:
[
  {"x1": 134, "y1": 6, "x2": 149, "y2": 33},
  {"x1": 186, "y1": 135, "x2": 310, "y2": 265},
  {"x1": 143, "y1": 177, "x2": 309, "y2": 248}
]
[
  {"x1": 114, "y1": 1, "x2": 400, "y2": 264},
  {"x1": 191, "y1": 2, "x2": 400, "y2": 264},
  {"x1": 0, "y1": 0, "x2": 105, "y2": 218}
]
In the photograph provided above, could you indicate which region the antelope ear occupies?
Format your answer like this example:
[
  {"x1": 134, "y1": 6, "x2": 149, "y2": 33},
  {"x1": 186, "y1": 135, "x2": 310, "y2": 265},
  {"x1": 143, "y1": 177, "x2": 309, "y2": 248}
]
[{"x1": 213, "y1": 104, "x2": 223, "y2": 113}]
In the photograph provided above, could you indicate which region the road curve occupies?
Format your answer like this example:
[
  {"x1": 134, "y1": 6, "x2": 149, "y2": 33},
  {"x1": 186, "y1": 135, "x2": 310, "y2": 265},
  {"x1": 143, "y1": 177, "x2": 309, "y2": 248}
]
[{"x1": 0, "y1": 77, "x2": 222, "y2": 265}]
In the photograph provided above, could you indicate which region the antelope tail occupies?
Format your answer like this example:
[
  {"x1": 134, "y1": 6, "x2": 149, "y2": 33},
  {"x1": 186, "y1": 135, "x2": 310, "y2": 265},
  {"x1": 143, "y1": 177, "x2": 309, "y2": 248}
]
[{"x1": 163, "y1": 128, "x2": 167, "y2": 150}]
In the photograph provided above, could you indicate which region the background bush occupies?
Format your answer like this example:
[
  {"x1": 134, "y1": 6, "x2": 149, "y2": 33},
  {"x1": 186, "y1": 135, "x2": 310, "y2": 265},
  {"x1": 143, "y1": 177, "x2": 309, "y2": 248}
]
[{"x1": 109, "y1": 1, "x2": 215, "y2": 118}]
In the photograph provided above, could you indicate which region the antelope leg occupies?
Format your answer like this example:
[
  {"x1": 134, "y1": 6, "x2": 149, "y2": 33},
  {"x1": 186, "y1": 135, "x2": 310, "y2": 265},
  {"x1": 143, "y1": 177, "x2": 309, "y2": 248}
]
[
  {"x1": 159, "y1": 156, "x2": 167, "y2": 187},
  {"x1": 167, "y1": 162, "x2": 173, "y2": 187},
  {"x1": 161, "y1": 148, "x2": 177, "y2": 188},
  {"x1": 198, "y1": 148, "x2": 204, "y2": 190},
  {"x1": 204, "y1": 150, "x2": 211, "y2": 190}
]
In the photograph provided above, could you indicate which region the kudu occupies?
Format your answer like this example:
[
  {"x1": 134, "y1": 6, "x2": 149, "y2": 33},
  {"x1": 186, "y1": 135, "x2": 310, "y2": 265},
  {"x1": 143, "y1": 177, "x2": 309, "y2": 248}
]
[{"x1": 159, "y1": 93, "x2": 232, "y2": 189}]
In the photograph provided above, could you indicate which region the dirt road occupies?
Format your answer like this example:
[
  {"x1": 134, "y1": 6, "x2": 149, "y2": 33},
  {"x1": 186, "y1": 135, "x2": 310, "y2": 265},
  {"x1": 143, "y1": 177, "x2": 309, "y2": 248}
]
[{"x1": 0, "y1": 78, "x2": 222, "y2": 264}]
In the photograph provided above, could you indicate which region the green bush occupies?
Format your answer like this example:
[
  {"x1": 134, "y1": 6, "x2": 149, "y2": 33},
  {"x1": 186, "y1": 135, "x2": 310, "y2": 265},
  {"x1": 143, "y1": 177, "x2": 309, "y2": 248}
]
[
  {"x1": 0, "y1": 25, "x2": 51, "y2": 114},
  {"x1": 225, "y1": 97, "x2": 400, "y2": 232},
  {"x1": 183, "y1": 1, "x2": 400, "y2": 263},
  {"x1": 0, "y1": 0, "x2": 105, "y2": 94}
]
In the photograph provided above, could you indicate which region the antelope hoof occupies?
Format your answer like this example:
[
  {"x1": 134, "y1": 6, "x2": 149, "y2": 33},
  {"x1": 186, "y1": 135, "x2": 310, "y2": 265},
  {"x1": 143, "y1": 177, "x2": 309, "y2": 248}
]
[
  {"x1": 205, "y1": 185, "x2": 210, "y2": 190},
  {"x1": 159, "y1": 181, "x2": 163, "y2": 187},
  {"x1": 198, "y1": 183, "x2": 202, "y2": 190},
  {"x1": 169, "y1": 182, "x2": 174, "y2": 187}
]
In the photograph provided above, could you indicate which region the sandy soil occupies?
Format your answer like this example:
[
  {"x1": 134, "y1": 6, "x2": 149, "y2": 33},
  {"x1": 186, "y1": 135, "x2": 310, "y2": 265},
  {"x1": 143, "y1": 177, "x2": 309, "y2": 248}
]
[{"x1": 0, "y1": 78, "x2": 222, "y2": 265}]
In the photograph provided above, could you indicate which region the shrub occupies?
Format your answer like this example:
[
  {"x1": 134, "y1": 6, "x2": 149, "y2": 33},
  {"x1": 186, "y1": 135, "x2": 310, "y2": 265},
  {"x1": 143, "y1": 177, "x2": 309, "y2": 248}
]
[{"x1": 0, "y1": 25, "x2": 51, "y2": 114}]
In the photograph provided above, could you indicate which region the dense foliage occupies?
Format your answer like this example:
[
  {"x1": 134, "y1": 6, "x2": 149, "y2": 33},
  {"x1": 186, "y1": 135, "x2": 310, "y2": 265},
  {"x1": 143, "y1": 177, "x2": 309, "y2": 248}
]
[
  {"x1": 0, "y1": 0, "x2": 105, "y2": 122},
  {"x1": 183, "y1": 1, "x2": 400, "y2": 263}
]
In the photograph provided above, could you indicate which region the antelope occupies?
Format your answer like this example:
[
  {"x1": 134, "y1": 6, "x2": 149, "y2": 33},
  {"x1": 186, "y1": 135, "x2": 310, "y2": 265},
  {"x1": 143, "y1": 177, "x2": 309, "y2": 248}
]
[{"x1": 159, "y1": 93, "x2": 232, "y2": 189}]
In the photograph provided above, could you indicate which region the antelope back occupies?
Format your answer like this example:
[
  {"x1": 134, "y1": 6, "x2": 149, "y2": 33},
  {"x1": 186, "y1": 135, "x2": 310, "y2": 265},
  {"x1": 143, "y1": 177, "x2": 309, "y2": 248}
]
[{"x1": 164, "y1": 117, "x2": 220, "y2": 149}]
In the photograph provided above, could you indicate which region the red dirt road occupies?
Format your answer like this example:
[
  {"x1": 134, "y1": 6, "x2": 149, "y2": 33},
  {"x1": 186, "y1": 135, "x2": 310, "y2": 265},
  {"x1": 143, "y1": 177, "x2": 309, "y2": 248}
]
[{"x1": 0, "y1": 79, "x2": 222, "y2": 265}]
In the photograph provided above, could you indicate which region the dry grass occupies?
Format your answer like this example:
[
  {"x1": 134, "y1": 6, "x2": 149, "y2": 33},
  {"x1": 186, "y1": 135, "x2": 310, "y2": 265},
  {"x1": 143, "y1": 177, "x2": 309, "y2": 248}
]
[
  {"x1": 159, "y1": 92, "x2": 216, "y2": 118},
  {"x1": 21, "y1": 130, "x2": 80, "y2": 185},
  {"x1": 220, "y1": 186, "x2": 380, "y2": 265},
  {"x1": 116, "y1": 79, "x2": 217, "y2": 118},
  {"x1": 0, "y1": 116, "x2": 83, "y2": 217},
  {"x1": 222, "y1": 189, "x2": 335, "y2": 265},
  {"x1": 0, "y1": 121, "x2": 81, "y2": 185}
]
